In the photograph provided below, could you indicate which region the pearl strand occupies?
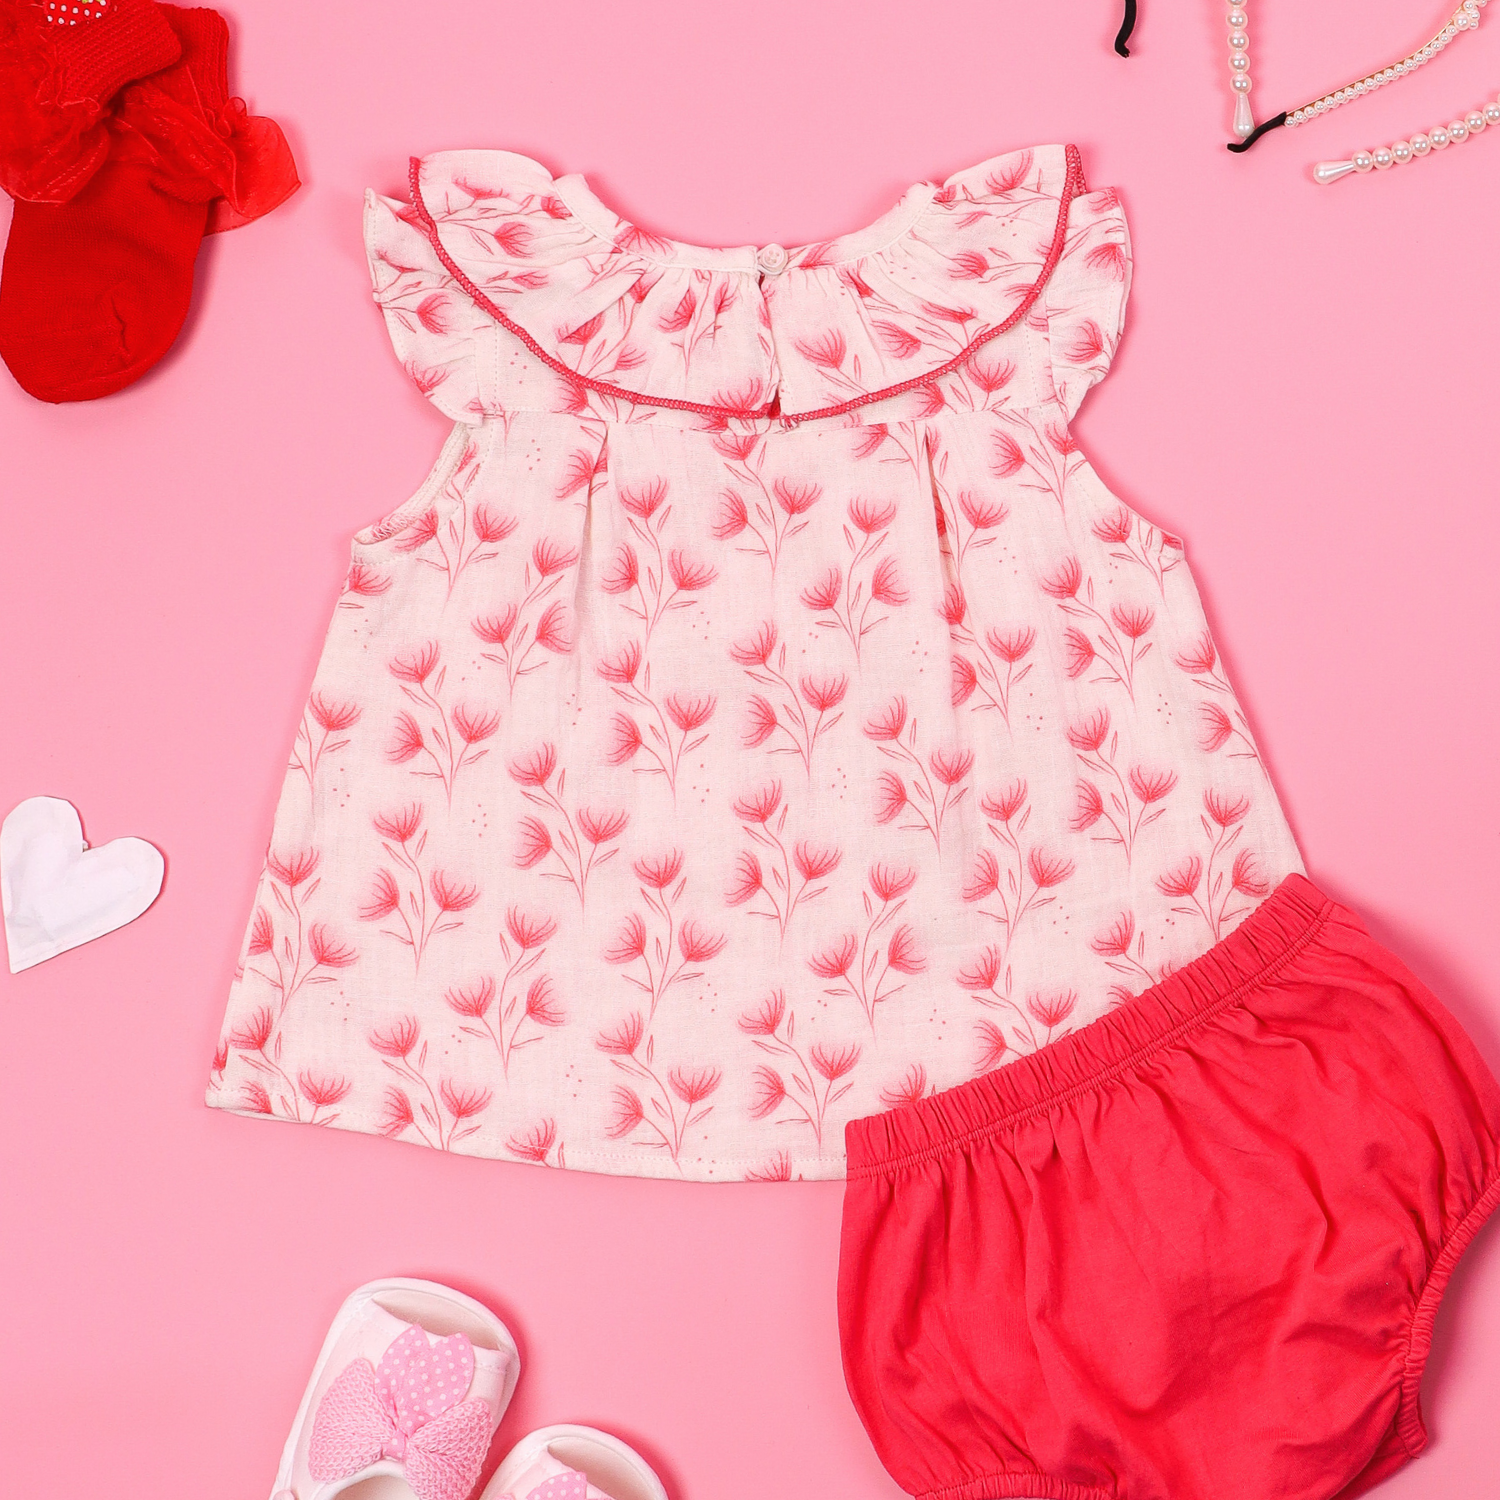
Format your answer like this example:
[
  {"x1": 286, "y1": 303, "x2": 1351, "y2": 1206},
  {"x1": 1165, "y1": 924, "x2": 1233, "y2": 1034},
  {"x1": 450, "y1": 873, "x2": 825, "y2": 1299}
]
[
  {"x1": 1314, "y1": 93, "x2": 1500, "y2": 181},
  {"x1": 1286, "y1": 0, "x2": 1486, "y2": 128},
  {"x1": 1228, "y1": 3, "x2": 1255, "y2": 138}
]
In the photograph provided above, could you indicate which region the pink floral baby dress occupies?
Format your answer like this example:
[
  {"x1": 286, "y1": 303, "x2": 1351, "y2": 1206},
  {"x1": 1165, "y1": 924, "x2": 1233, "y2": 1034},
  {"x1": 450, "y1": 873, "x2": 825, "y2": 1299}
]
[{"x1": 208, "y1": 144, "x2": 1304, "y2": 1180}]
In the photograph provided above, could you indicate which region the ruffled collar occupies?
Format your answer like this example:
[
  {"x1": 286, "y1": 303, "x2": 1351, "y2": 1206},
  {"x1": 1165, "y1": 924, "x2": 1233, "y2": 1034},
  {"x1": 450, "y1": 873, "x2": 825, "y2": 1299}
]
[
  {"x1": 401, "y1": 144, "x2": 1086, "y2": 423},
  {"x1": 550, "y1": 169, "x2": 940, "y2": 275}
]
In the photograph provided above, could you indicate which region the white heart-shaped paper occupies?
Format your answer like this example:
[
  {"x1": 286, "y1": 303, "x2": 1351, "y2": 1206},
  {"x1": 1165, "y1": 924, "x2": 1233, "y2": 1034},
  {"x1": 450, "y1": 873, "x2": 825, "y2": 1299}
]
[{"x1": 1, "y1": 797, "x2": 164, "y2": 972}]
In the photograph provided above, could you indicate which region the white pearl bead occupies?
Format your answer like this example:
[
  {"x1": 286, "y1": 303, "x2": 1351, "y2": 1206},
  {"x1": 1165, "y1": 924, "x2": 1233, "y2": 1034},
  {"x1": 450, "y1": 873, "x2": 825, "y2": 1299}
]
[
  {"x1": 1448, "y1": 119, "x2": 1469, "y2": 142},
  {"x1": 1230, "y1": 31, "x2": 1249, "y2": 48},
  {"x1": 1313, "y1": 159, "x2": 1358, "y2": 184},
  {"x1": 1430, "y1": 126, "x2": 1450, "y2": 148},
  {"x1": 1231, "y1": 52, "x2": 1249, "y2": 70},
  {"x1": 1229, "y1": 8, "x2": 1247, "y2": 24},
  {"x1": 1372, "y1": 147, "x2": 1394, "y2": 169},
  {"x1": 1465, "y1": 110, "x2": 1485, "y2": 133},
  {"x1": 1353, "y1": 150, "x2": 1374, "y2": 172},
  {"x1": 1391, "y1": 140, "x2": 1413, "y2": 163},
  {"x1": 1485, "y1": 102, "x2": 1500, "y2": 125},
  {"x1": 1232, "y1": 74, "x2": 1252, "y2": 92},
  {"x1": 1410, "y1": 133, "x2": 1432, "y2": 154}
]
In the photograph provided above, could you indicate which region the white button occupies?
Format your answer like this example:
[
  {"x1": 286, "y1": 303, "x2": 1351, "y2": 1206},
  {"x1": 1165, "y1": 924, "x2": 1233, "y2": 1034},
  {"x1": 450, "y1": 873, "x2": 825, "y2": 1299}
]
[{"x1": 757, "y1": 243, "x2": 788, "y2": 275}]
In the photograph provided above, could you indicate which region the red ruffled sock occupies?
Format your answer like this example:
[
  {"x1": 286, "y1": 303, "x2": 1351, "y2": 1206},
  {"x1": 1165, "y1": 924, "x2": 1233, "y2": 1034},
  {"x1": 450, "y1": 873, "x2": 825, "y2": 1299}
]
[
  {"x1": 0, "y1": 0, "x2": 181, "y2": 202},
  {"x1": 0, "y1": 4, "x2": 298, "y2": 402}
]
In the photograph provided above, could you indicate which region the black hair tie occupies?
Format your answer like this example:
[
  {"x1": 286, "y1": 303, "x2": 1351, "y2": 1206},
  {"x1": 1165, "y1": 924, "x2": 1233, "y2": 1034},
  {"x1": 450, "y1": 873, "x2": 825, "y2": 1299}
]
[
  {"x1": 1115, "y1": 0, "x2": 1138, "y2": 57},
  {"x1": 1226, "y1": 112, "x2": 1288, "y2": 152}
]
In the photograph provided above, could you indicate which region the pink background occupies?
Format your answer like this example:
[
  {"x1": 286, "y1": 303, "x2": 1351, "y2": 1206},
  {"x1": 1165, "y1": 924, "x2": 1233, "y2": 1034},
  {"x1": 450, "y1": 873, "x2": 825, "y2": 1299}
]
[{"x1": 2, "y1": 2, "x2": 1498, "y2": 1496}]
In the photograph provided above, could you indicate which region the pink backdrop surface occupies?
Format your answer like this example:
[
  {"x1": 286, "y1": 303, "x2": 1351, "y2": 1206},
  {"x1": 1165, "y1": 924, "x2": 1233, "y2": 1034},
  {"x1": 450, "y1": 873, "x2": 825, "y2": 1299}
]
[{"x1": 2, "y1": 3, "x2": 1498, "y2": 1496}]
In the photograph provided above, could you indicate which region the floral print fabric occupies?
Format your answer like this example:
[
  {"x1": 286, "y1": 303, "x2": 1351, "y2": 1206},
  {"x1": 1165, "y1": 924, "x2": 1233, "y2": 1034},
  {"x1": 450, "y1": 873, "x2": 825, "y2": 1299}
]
[{"x1": 207, "y1": 144, "x2": 1303, "y2": 1180}]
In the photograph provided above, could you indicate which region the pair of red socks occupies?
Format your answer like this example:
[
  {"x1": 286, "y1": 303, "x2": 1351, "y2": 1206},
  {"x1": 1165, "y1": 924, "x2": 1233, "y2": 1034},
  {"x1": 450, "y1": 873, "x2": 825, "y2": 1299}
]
[{"x1": 0, "y1": 0, "x2": 297, "y2": 401}]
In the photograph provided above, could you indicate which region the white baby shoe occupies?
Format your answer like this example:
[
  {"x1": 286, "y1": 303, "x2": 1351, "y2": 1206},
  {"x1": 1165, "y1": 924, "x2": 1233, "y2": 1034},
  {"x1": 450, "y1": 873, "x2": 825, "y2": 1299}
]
[
  {"x1": 269, "y1": 1277, "x2": 521, "y2": 1500},
  {"x1": 482, "y1": 1426, "x2": 669, "y2": 1500}
]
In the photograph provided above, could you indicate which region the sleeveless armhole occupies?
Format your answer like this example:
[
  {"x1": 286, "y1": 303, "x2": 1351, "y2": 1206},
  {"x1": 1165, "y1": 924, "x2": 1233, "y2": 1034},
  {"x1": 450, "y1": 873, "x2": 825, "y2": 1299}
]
[
  {"x1": 363, "y1": 186, "x2": 493, "y2": 422},
  {"x1": 1040, "y1": 186, "x2": 1132, "y2": 420}
]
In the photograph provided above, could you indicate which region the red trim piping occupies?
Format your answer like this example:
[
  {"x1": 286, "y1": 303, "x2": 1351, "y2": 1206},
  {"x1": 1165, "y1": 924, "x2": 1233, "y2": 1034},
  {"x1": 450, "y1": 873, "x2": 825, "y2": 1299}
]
[
  {"x1": 407, "y1": 146, "x2": 1086, "y2": 428},
  {"x1": 780, "y1": 144, "x2": 1087, "y2": 428}
]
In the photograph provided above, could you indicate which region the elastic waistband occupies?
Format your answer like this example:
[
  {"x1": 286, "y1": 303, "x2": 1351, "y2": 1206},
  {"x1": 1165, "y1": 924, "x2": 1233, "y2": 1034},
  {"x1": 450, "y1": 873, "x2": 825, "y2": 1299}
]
[{"x1": 846, "y1": 874, "x2": 1335, "y2": 1176}]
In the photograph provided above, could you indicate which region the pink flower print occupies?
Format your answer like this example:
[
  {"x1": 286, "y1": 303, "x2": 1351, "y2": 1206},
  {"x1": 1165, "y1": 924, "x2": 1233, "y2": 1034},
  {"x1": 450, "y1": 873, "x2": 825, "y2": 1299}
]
[
  {"x1": 795, "y1": 329, "x2": 848, "y2": 371},
  {"x1": 449, "y1": 703, "x2": 500, "y2": 752},
  {"x1": 597, "y1": 1013, "x2": 723, "y2": 1163},
  {"x1": 369, "y1": 1016, "x2": 490, "y2": 1151},
  {"x1": 297, "y1": 1070, "x2": 351, "y2": 1124},
  {"x1": 388, "y1": 645, "x2": 499, "y2": 805},
  {"x1": 373, "y1": 803, "x2": 423, "y2": 844},
  {"x1": 1204, "y1": 789, "x2": 1250, "y2": 828},
  {"x1": 607, "y1": 852, "x2": 722, "y2": 1020},
  {"x1": 361, "y1": 805, "x2": 475, "y2": 973},
  {"x1": 745, "y1": 1151, "x2": 795, "y2": 1182},
  {"x1": 1171, "y1": 629, "x2": 1268, "y2": 771},
  {"x1": 991, "y1": 430, "x2": 1026, "y2": 479},
  {"x1": 959, "y1": 777, "x2": 1075, "y2": 1043},
  {"x1": 1156, "y1": 855, "x2": 1205, "y2": 901},
  {"x1": 1231, "y1": 848, "x2": 1271, "y2": 898},
  {"x1": 266, "y1": 847, "x2": 320, "y2": 888},
  {"x1": 1199, "y1": 701, "x2": 1234, "y2": 752},
  {"x1": 728, "y1": 785, "x2": 839, "y2": 942},
  {"x1": 242, "y1": 1080, "x2": 275, "y2": 1115},
  {"x1": 397, "y1": 441, "x2": 517, "y2": 597},
  {"x1": 246, "y1": 906, "x2": 273, "y2": 954},
  {"x1": 597, "y1": 640, "x2": 643, "y2": 685},
  {"x1": 874, "y1": 320, "x2": 922, "y2": 359},
  {"x1": 556, "y1": 444, "x2": 608, "y2": 502},
  {"x1": 1043, "y1": 560, "x2": 1154, "y2": 703},
  {"x1": 738, "y1": 990, "x2": 861, "y2": 1148},
  {"x1": 1042, "y1": 557, "x2": 1083, "y2": 599},
  {"x1": 634, "y1": 849, "x2": 685, "y2": 889},
  {"x1": 975, "y1": 1018, "x2": 1009, "y2": 1072},
  {"x1": 608, "y1": 477, "x2": 716, "y2": 650},
  {"x1": 1092, "y1": 504, "x2": 1181, "y2": 595},
  {"x1": 808, "y1": 864, "x2": 922, "y2": 1032},
  {"x1": 1160, "y1": 790, "x2": 1263, "y2": 942},
  {"x1": 1025, "y1": 989, "x2": 1078, "y2": 1044},
  {"x1": 951, "y1": 656, "x2": 978, "y2": 706},
  {"x1": 879, "y1": 1063, "x2": 933, "y2": 1109},
  {"x1": 1065, "y1": 709, "x2": 1175, "y2": 867},
  {"x1": 446, "y1": 908, "x2": 564, "y2": 1077},
  {"x1": 247, "y1": 849, "x2": 358, "y2": 1029},
  {"x1": 863, "y1": 698, "x2": 969, "y2": 855},
  {"x1": 339, "y1": 560, "x2": 393, "y2": 609},
  {"x1": 942, "y1": 583, "x2": 968, "y2": 627},
  {"x1": 964, "y1": 352, "x2": 1016, "y2": 404},
  {"x1": 729, "y1": 624, "x2": 844, "y2": 778},
  {"x1": 471, "y1": 541, "x2": 578, "y2": 698},
  {"x1": 995, "y1": 411, "x2": 1083, "y2": 511},
  {"x1": 713, "y1": 434, "x2": 821, "y2": 576},
  {"x1": 946, "y1": 589, "x2": 1037, "y2": 727},
  {"x1": 439, "y1": 1080, "x2": 492, "y2": 1131},
  {"x1": 506, "y1": 742, "x2": 627, "y2": 907},
  {"x1": 798, "y1": 496, "x2": 905, "y2": 662},
  {"x1": 226, "y1": 1002, "x2": 306, "y2": 1122},
  {"x1": 960, "y1": 490, "x2": 1010, "y2": 532},
  {"x1": 1090, "y1": 909, "x2": 1166, "y2": 991},
  {"x1": 306, "y1": 924, "x2": 356, "y2": 969},
  {"x1": 507, "y1": 1118, "x2": 564, "y2": 1167}
]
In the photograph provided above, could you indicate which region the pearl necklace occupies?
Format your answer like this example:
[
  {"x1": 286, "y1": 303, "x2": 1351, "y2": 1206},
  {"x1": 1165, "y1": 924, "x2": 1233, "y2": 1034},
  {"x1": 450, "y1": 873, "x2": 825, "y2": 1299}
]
[
  {"x1": 1314, "y1": 92, "x2": 1500, "y2": 180},
  {"x1": 1287, "y1": 0, "x2": 1486, "y2": 128},
  {"x1": 1228, "y1": 0, "x2": 1488, "y2": 150},
  {"x1": 1226, "y1": 2, "x2": 1255, "y2": 140}
]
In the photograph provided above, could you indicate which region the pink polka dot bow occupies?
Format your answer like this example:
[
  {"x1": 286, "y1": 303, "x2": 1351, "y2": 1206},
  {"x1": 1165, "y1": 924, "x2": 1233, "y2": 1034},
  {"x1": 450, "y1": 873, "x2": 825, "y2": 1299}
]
[{"x1": 307, "y1": 1325, "x2": 491, "y2": 1500}]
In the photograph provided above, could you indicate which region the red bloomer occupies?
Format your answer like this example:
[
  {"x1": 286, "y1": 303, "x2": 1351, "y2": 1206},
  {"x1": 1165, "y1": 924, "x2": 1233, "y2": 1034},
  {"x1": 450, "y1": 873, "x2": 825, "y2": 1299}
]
[{"x1": 840, "y1": 875, "x2": 1500, "y2": 1500}]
